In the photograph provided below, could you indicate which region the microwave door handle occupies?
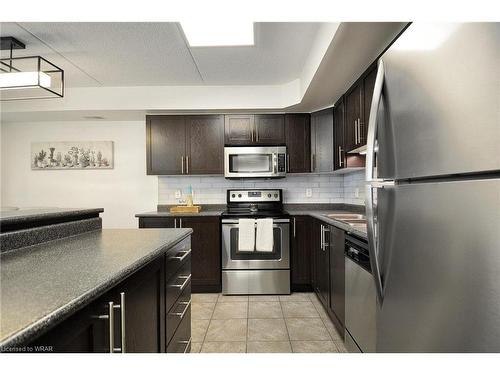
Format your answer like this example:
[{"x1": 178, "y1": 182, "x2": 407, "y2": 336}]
[{"x1": 273, "y1": 153, "x2": 277, "y2": 174}]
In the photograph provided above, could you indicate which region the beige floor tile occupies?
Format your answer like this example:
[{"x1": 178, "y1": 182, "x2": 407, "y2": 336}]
[
  {"x1": 248, "y1": 301, "x2": 283, "y2": 318},
  {"x1": 192, "y1": 293, "x2": 219, "y2": 303},
  {"x1": 285, "y1": 318, "x2": 331, "y2": 341},
  {"x1": 217, "y1": 294, "x2": 249, "y2": 302},
  {"x1": 279, "y1": 293, "x2": 312, "y2": 302},
  {"x1": 191, "y1": 319, "x2": 210, "y2": 343},
  {"x1": 191, "y1": 302, "x2": 215, "y2": 320},
  {"x1": 247, "y1": 319, "x2": 289, "y2": 342},
  {"x1": 335, "y1": 341, "x2": 348, "y2": 353},
  {"x1": 281, "y1": 301, "x2": 320, "y2": 318},
  {"x1": 205, "y1": 319, "x2": 247, "y2": 342},
  {"x1": 321, "y1": 317, "x2": 343, "y2": 342},
  {"x1": 291, "y1": 340, "x2": 339, "y2": 353},
  {"x1": 246, "y1": 341, "x2": 292, "y2": 353},
  {"x1": 311, "y1": 300, "x2": 330, "y2": 320},
  {"x1": 200, "y1": 341, "x2": 247, "y2": 353},
  {"x1": 189, "y1": 342, "x2": 202, "y2": 353},
  {"x1": 212, "y1": 302, "x2": 248, "y2": 319},
  {"x1": 248, "y1": 295, "x2": 279, "y2": 302}
]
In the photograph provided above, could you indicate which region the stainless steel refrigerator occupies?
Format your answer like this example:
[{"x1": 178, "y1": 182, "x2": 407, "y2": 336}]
[{"x1": 365, "y1": 23, "x2": 500, "y2": 352}]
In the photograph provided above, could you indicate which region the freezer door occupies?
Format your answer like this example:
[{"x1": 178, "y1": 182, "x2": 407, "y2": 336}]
[
  {"x1": 377, "y1": 178, "x2": 500, "y2": 352},
  {"x1": 377, "y1": 23, "x2": 500, "y2": 179}
]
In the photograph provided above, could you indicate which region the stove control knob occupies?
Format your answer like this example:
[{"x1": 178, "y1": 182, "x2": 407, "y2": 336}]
[
  {"x1": 238, "y1": 194, "x2": 242, "y2": 198},
  {"x1": 231, "y1": 194, "x2": 235, "y2": 198},
  {"x1": 274, "y1": 194, "x2": 278, "y2": 198},
  {"x1": 267, "y1": 193, "x2": 272, "y2": 198}
]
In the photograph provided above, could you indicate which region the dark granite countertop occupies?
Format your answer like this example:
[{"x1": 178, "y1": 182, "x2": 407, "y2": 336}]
[
  {"x1": 0, "y1": 208, "x2": 104, "y2": 226},
  {"x1": 136, "y1": 203, "x2": 367, "y2": 239},
  {"x1": 0, "y1": 228, "x2": 192, "y2": 350}
]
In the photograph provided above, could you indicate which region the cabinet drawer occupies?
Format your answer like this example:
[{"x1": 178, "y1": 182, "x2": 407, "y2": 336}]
[
  {"x1": 166, "y1": 281, "x2": 191, "y2": 345},
  {"x1": 139, "y1": 217, "x2": 175, "y2": 228},
  {"x1": 166, "y1": 259, "x2": 191, "y2": 313},
  {"x1": 165, "y1": 237, "x2": 191, "y2": 281},
  {"x1": 166, "y1": 307, "x2": 191, "y2": 353}
]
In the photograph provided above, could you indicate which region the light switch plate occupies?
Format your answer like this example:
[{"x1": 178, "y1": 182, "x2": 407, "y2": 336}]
[
  {"x1": 355, "y1": 188, "x2": 360, "y2": 198},
  {"x1": 306, "y1": 188, "x2": 313, "y2": 198},
  {"x1": 174, "y1": 190, "x2": 182, "y2": 199}
]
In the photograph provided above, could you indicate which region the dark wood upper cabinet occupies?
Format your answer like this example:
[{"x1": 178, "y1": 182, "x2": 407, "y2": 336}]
[
  {"x1": 329, "y1": 225, "x2": 345, "y2": 335},
  {"x1": 224, "y1": 114, "x2": 255, "y2": 145},
  {"x1": 185, "y1": 115, "x2": 224, "y2": 174},
  {"x1": 285, "y1": 114, "x2": 311, "y2": 173},
  {"x1": 254, "y1": 114, "x2": 285, "y2": 145},
  {"x1": 362, "y1": 64, "x2": 378, "y2": 145},
  {"x1": 310, "y1": 108, "x2": 334, "y2": 173},
  {"x1": 146, "y1": 115, "x2": 186, "y2": 175},
  {"x1": 345, "y1": 83, "x2": 363, "y2": 152},
  {"x1": 224, "y1": 114, "x2": 285, "y2": 145},
  {"x1": 147, "y1": 115, "x2": 224, "y2": 175},
  {"x1": 333, "y1": 97, "x2": 345, "y2": 171},
  {"x1": 291, "y1": 216, "x2": 312, "y2": 291}
]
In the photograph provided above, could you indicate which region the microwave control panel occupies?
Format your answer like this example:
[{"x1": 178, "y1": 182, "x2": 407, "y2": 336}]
[{"x1": 278, "y1": 154, "x2": 286, "y2": 172}]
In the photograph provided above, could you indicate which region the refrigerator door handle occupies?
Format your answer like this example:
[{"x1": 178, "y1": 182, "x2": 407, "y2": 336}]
[{"x1": 366, "y1": 59, "x2": 386, "y2": 305}]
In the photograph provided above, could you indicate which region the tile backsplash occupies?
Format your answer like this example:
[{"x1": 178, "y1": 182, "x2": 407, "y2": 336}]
[{"x1": 158, "y1": 170, "x2": 366, "y2": 206}]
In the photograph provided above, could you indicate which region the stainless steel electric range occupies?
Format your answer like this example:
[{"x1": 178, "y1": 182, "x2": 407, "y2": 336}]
[{"x1": 221, "y1": 189, "x2": 291, "y2": 295}]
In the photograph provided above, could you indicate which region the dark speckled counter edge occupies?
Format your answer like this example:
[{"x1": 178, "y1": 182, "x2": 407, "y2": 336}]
[
  {"x1": 0, "y1": 208, "x2": 104, "y2": 227},
  {"x1": 0, "y1": 228, "x2": 193, "y2": 350}
]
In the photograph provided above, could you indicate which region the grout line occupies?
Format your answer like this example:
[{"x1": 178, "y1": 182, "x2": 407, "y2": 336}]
[{"x1": 279, "y1": 296, "x2": 293, "y2": 352}]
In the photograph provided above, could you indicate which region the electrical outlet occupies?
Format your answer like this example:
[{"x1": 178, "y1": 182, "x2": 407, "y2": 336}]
[
  {"x1": 306, "y1": 188, "x2": 313, "y2": 198},
  {"x1": 174, "y1": 190, "x2": 182, "y2": 199},
  {"x1": 355, "y1": 188, "x2": 360, "y2": 198}
]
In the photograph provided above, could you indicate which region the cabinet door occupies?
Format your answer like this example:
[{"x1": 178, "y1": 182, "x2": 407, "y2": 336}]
[
  {"x1": 31, "y1": 297, "x2": 110, "y2": 353},
  {"x1": 146, "y1": 115, "x2": 186, "y2": 175},
  {"x1": 313, "y1": 221, "x2": 330, "y2": 307},
  {"x1": 285, "y1": 114, "x2": 311, "y2": 173},
  {"x1": 291, "y1": 216, "x2": 311, "y2": 291},
  {"x1": 224, "y1": 114, "x2": 255, "y2": 145},
  {"x1": 179, "y1": 217, "x2": 221, "y2": 293},
  {"x1": 118, "y1": 256, "x2": 165, "y2": 353},
  {"x1": 329, "y1": 226, "x2": 345, "y2": 333},
  {"x1": 185, "y1": 115, "x2": 224, "y2": 174},
  {"x1": 310, "y1": 108, "x2": 334, "y2": 173},
  {"x1": 254, "y1": 114, "x2": 285, "y2": 145},
  {"x1": 345, "y1": 84, "x2": 363, "y2": 152},
  {"x1": 361, "y1": 65, "x2": 378, "y2": 146},
  {"x1": 333, "y1": 98, "x2": 345, "y2": 171}
]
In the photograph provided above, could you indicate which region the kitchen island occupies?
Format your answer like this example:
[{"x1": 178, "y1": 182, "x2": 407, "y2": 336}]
[{"x1": 0, "y1": 208, "x2": 193, "y2": 353}]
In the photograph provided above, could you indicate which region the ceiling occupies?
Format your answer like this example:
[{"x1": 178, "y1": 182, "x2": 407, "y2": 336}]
[{"x1": 0, "y1": 22, "x2": 322, "y2": 87}]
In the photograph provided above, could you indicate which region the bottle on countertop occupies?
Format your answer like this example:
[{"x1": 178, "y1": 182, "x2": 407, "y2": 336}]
[{"x1": 186, "y1": 185, "x2": 194, "y2": 207}]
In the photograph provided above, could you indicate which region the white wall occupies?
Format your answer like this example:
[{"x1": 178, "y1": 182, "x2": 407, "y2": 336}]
[{"x1": 0, "y1": 121, "x2": 157, "y2": 228}]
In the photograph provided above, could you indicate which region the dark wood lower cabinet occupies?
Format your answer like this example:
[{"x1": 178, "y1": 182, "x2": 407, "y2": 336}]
[
  {"x1": 329, "y1": 226, "x2": 345, "y2": 338},
  {"x1": 31, "y1": 236, "x2": 192, "y2": 353},
  {"x1": 139, "y1": 216, "x2": 221, "y2": 293},
  {"x1": 291, "y1": 216, "x2": 312, "y2": 291}
]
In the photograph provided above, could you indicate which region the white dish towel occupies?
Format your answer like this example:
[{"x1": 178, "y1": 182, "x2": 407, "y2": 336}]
[
  {"x1": 238, "y1": 219, "x2": 255, "y2": 252},
  {"x1": 256, "y1": 218, "x2": 274, "y2": 252}
]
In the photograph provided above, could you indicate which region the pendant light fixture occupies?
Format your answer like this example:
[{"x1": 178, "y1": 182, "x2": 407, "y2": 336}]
[{"x1": 0, "y1": 37, "x2": 64, "y2": 101}]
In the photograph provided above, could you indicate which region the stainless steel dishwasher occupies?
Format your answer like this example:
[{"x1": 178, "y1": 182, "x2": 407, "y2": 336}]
[{"x1": 344, "y1": 234, "x2": 376, "y2": 353}]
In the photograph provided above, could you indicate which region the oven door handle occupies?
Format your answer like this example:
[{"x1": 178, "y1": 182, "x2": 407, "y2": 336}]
[{"x1": 221, "y1": 218, "x2": 290, "y2": 224}]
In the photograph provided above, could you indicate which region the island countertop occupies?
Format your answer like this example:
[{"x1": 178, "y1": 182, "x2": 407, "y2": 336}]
[{"x1": 0, "y1": 228, "x2": 192, "y2": 350}]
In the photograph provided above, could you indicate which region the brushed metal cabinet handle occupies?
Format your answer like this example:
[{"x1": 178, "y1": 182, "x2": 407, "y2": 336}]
[
  {"x1": 119, "y1": 292, "x2": 126, "y2": 353},
  {"x1": 178, "y1": 338, "x2": 192, "y2": 353},
  {"x1": 174, "y1": 218, "x2": 177, "y2": 228},
  {"x1": 293, "y1": 217, "x2": 296, "y2": 238},
  {"x1": 172, "y1": 249, "x2": 191, "y2": 262},
  {"x1": 97, "y1": 301, "x2": 115, "y2": 353},
  {"x1": 169, "y1": 300, "x2": 192, "y2": 320},
  {"x1": 179, "y1": 218, "x2": 182, "y2": 228},
  {"x1": 186, "y1": 156, "x2": 189, "y2": 174},
  {"x1": 171, "y1": 274, "x2": 192, "y2": 290},
  {"x1": 181, "y1": 156, "x2": 184, "y2": 174},
  {"x1": 287, "y1": 154, "x2": 290, "y2": 173},
  {"x1": 338, "y1": 146, "x2": 344, "y2": 167}
]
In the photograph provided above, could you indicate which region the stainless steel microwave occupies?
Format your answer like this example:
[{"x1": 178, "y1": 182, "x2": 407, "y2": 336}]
[{"x1": 224, "y1": 146, "x2": 287, "y2": 178}]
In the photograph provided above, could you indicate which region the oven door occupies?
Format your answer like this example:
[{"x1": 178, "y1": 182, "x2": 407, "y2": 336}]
[
  {"x1": 222, "y1": 218, "x2": 290, "y2": 269},
  {"x1": 224, "y1": 146, "x2": 286, "y2": 178}
]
